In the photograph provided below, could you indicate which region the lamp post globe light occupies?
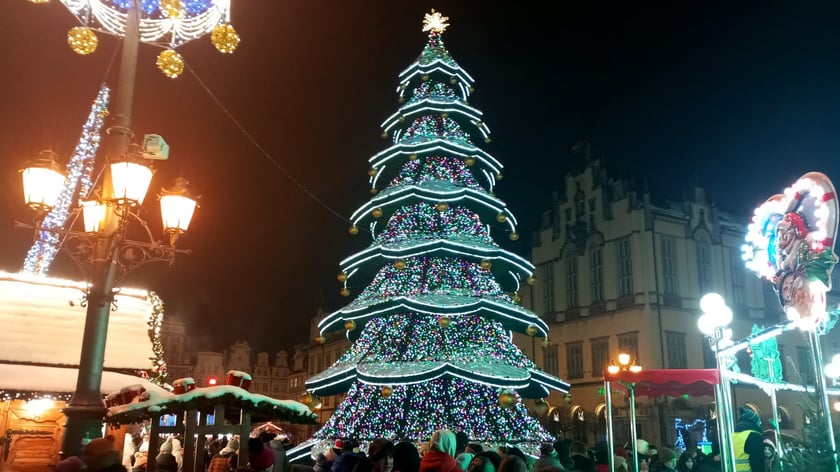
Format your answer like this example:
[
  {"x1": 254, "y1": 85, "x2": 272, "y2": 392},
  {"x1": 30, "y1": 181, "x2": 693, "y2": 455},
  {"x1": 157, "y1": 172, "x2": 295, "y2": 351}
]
[
  {"x1": 604, "y1": 352, "x2": 642, "y2": 472},
  {"x1": 697, "y1": 293, "x2": 736, "y2": 472}
]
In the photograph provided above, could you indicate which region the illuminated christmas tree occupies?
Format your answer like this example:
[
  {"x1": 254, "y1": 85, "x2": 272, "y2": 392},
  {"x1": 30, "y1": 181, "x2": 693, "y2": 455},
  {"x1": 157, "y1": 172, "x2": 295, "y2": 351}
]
[{"x1": 301, "y1": 10, "x2": 569, "y2": 451}]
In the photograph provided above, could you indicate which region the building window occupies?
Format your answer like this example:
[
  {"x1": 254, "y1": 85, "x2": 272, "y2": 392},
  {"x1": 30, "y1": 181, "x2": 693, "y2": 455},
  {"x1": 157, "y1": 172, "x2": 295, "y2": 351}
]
[
  {"x1": 591, "y1": 337, "x2": 609, "y2": 377},
  {"x1": 543, "y1": 344, "x2": 559, "y2": 376},
  {"x1": 591, "y1": 247, "x2": 603, "y2": 303},
  {"x1": 543, "y1": 264, "x2": 555, "y2": 313},
  {"x1": 575, "y1": 192, "x2": 585, "y2": 220},
  {"x1": 702, "y1": 338, "x2": 716, "y2": 368},
  {"x1": 567, "y1": 256, "x2": 578, "y2": 308},
  {"x1": 696, "y1": 238, "x2": 712, "y2": 294},
  {"x1": 617, "y1": 238, "x2": 633, "y2": 296},
  {"x1": 797, "y1": 346, "x2": 814, "y2": 385},
  {"x1": 617, "y1": 332, "x2": 639, "y2": 362},
  {"x1": 662, "y1": 238, "x2": 678, "y2": 294},
  {"x1": 565, "y1": 208, "x2": 572, "y2": 222},
  {"x1": 666, "y1": 331, "x2": 687, "y2": 368},
  {"x1": 566, "y1": 342, "x2": 584, "y2": 379},
  {"x1": 731, "y1": 248, "x2": 746, "y2": 305},
  {"x1": 589, "y1": 198, "x2": 597, "y2": 212}
]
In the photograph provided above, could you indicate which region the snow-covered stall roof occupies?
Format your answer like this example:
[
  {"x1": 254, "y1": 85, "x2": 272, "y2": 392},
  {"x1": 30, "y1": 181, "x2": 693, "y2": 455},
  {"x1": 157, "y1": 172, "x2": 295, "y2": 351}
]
[
  {"x1": 0, "y1": 363, "x2": 172, "y2": 398},
  {"x1": 106, "y1": 386, "x2": 318, "y2": 426},
  {"x1": 0, "y1": 271, "x2": 157, "y2": 370}
]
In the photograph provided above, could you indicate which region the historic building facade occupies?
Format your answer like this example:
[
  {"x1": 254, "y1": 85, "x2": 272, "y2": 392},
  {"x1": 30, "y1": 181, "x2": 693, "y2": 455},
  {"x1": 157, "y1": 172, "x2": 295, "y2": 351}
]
[{"x1": 521, "y1": 152, "x2": 840, "y2": 448}]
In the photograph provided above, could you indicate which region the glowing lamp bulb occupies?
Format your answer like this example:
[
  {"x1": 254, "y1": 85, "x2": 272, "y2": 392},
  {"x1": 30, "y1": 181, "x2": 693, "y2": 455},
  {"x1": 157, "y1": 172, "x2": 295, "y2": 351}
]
[
  {"x1": 825, "y1": 362, "x2": 840, "y2": 379},
  {"x1": 618, "y1": 353, "x2": 631, "y2": 366},
  {"x1": 607, "y1": 365, "x2": 620, "y2": 374},
  {"x1": 629, "y1": 365, "x2": 643, "y2": 373},
  {"x1": 697, "y1": 313, "x2": 716, "y2": 336},
  {"x1": 700, "y1": 293, "x2": 726, "y2": 314},
  {"x1": 208, "y1": 378, "x2": 218, "y2": 386}
]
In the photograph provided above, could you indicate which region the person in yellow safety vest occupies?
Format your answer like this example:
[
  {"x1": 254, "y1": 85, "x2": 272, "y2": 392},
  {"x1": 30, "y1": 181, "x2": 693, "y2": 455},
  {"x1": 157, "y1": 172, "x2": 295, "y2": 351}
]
[{"x1": 732, "y1": 406, "x2": 766, "y2": 471}]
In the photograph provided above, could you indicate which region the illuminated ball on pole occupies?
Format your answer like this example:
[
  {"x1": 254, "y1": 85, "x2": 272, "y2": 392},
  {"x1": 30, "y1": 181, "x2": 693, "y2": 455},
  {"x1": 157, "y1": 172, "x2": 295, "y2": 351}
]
[
  {"x1": 67, "y1": 27, "x2": 98, "y2": 55},
  {"x1": 211, "y1": 24, "x2": 241, "y2": 54},
  {"x1": 156, "y1": 49, "x2": 185, "y2": 78}
]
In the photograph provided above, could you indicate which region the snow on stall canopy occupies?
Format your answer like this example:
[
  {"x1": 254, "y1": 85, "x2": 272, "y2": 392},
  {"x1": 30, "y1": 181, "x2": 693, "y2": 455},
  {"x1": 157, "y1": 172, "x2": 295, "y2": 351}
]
[
  {"x1": 0, "y1": 271, "x2": 158, "y2": 370},
  {"x1": 0, "y1": 364, "x2": 172, "y2": 400},
  {"x1": 106, "y1": 385, "x2": 317, "y2": 426}
]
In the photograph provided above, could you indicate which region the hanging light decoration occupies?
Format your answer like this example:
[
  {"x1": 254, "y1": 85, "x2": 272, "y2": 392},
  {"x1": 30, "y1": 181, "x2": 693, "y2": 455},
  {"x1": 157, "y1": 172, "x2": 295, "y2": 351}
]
[
  {"x1": 211, "y1": 24, "x2": 240, "y2": 54},
  {"x1": 156, "y1": 49, "x2": 185, "y2": 78},
  {"x1": 160, "y1": 0, "x2": 183, "y2": 18},
  {"x1": 67, "y1": 27, "x2": 98, "y2": 55}
]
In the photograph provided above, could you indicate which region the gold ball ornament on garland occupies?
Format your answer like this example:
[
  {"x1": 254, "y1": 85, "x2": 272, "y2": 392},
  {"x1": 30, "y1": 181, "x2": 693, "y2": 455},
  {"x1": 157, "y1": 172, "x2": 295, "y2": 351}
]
[
  {"x1": 422, "y1": 74, "x2": 430, "y2": 81},
  {"x1": 542, "y1": 337, "x2": 551, "y2": 348},
  {"x1": 160, "y1": 0, "x2": 183, "y2": 18},
  {"x1": 348, "y1": 225, "x2": 359, "y2": 235},
  {"x1": 394, "y1": 259, "x2": 406, "y2": 270},
  {"x1": 441, "y1": 112, "x2": 449, "y2": 119},
  {"x1": 398, "y1": 96, "x2": 405, "y2": 104},
  {"x1": 67, "y1": 27, "x2": 98, "y2": 55},
  {"x1": 496, "y1": 213, "x2": 507, "y2": 223},
  {"x1": 372, "y1": 208, "x2": 383, "y2": 218},
  {"x1": 211, "y1": 24, "x2": 240, "y2": 54},
  {"x1": 315, "y1": 335, "x2": 326, "y2": 345},
  {"x1": 509, "y1": 232, "x2": 520, "y2": 241},
  {"x1": 344, "y1": 320, "x2": 356, "y2": 331},
  {"x1": 464, "y1": 157, "x2": 475, "y2": 166},
  {"x1": 409, "y1": 154, "x2": 418, "y2": 161},
  {"x1": 526, "y1": 325, "x2": 538, "y2": 337},
  {"x1": 496, "y1": 173, "x2": 503, "y2": 181},
  {"x1": 527, "y1": 276, "x2": 537, "y2": 285},
  {"x1": 398, "y1": 115, "x2": 405, "y2": 122},
  {"x1": 436, "y1": 202, "x2": 449, "y2": 212},
  {"x1": 438, "y1": 316, "x2": 452, "y2": 328},
  {"x1": 156, "y1": 49, "x2": 185, "y2": 78},
  {"x1": 340, "y1": 288, "x2": 351, "y2": 297},
  {"x1": 381, "y1": 386, "x2": 394, "y2": 398},
  {"x1": 480, "y1": 260, "x2": 492, "y2": 270},
  {"x1": 498, "y1": 390, "x2": 517, "y2": 409},
  {"x1": 381, "y1": 131, "x2": 389, "y2": 139},
  {"x1": 337, "y1": 272, "x2": 347, "y2": 282},
  {"x1": 370, "y1": 187, "x2": 378, "y2": 195},
  {"x1": 299, "y1": 391, "x2": 319, "y2": 408},
  {"x1": 484, "y1": 137, "x2": 492, "y2": 144},
  {"x1": 368, "y1": 167, "x2": 378, "y2": 177},
  {"x1": 469, "y1": 86, "x2": 475, "y2": 93}
]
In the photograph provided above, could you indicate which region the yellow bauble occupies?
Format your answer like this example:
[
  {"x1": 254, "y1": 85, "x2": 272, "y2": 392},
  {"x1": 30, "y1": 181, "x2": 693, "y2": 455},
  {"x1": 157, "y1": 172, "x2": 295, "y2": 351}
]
[
  {"x1": 441, "y1": 112, "x2": 449, "y2": 119},
  {"x1": 344, "y1": 320, "x2": 357, "y2": 331},
  {"x1": 381, "y1": 131, "x2": 389, "y2": 139},
  {"x1": 348, "y1": 226, "x2": 359, "y2": 235},
  {"x1": 381, "y1": 386, "x2": 394, "y2": 398},
  {"x1": 438, "y1": 316, "x2": 451, "y2": 328},
  {"x1": 315, "y1": 335, "x2": 326, "y2": 345},
  {"x1": 398, "y1": 116, "x2": 405, "y2": 122},
  {"x1": 436, "y1": 202, "x2": 449, "y2": 212},
  {"x1": 469, "y1": 86, "x2": 475, "y2": 93},
  {"x1": 527, "y1": 276, "x2": 537, "y2": 285},
  {"x1": 542, "y1": 337, "x2": 551, "y2": 348},
  {"x1": 156, "y1": 49, "x2": 185, "y2": 78},
  {"x1": 450, "y1": 77, "x2": 457, "y2": 84},
  {"x1": 67, "y1": 27, "x2": 98, "y2": 55},
  {"x1": 398, "y1": 96, "x2": 405, "y2": 104},
  {"x1": 464, "y1": 157, "x2": 475, "y2": 166},
  {"x1": 496, "y1": 213, "x2": 507, "y2": 223},
  {"x1": 394, "y1": 259, "x2": 406, "y2": 270},
  {"x1": 372, "y1": 208, "x2": 383, "y2": 218},
  {"x1": 409, "y1": 154, "x2": 418, "y2": 161},
  {"x1": 368, "y1": 167, "x2": 378, "y2": 177},
  {"x1": 498, "y1": 390, "x2": 517, "y2": 409},
  {"x1": 509, "y1": 232, "x2": 520, "y2": 241},
  {"x1": 480, "y1": 260, "x2": 492, "y2": 270},
  {"x1": 496, "y1": 173, "x2": 504, "y2": 181},
  {"x1": 211, "y1": 24, "x2": 240, "y2": 54},
  {"x1": 160, "y1": 0, "x2": 183, "y2": 18},
  {"x1": 340, "y1": 288, "x2": 351, "y2": 297},
  {"x1": 299, "y1": 391, "x2": 317, "y2": 407},
  {"x1": 526, "y1": 325, "x2": 538, "y2": 337},
  {"x1": 484, "y1": 137, "x2": 492, "y2": 144},
  {"x1": 422, "y1": 74, "x2": 430, "y2": 81},
  {"x1": 337, "y1": 272, "x2": 347, "y2": 282},
  {"x1": 370, "y1": 187, "x2": 378, "y2": 195}
]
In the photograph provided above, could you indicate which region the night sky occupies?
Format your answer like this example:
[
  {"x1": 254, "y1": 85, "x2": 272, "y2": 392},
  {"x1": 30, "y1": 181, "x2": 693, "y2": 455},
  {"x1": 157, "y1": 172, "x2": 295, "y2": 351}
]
[{"x1": 2, "y1": 1, "x2": 840, "y2": 356}]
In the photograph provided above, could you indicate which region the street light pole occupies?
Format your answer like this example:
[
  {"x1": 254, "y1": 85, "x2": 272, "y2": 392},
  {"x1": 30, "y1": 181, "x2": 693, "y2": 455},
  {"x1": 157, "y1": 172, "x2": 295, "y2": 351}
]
[{"x1": 61, "y1": 2, "x2": 142, "y2": 457}]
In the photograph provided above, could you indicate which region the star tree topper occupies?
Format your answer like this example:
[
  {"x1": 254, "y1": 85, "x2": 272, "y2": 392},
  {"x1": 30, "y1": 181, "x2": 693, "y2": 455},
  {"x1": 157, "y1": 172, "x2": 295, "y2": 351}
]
[{"x1": 423, "y1": 9, "x2": 450, "y2": 34}]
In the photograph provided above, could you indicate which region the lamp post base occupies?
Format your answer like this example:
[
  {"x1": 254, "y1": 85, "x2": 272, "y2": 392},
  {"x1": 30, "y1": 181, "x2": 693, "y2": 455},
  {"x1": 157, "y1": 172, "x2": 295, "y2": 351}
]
[{"x1": 61, "y1": 403, "x2": 107, "y2": 459}]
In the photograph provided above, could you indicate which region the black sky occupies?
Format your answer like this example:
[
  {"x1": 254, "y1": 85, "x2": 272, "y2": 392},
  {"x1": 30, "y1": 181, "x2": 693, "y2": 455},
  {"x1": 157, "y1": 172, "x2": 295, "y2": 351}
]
[{"x1": 2, "y1": 1, "x2": 840, "y2": 356}]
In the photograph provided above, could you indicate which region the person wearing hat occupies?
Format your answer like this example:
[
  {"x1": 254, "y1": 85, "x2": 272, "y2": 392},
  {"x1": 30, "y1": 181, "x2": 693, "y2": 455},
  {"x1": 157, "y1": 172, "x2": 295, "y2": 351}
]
[
  {"x1": 156, "y1": 453, "x2": 179, "y2": 472},
  {"x1": 657, "y1": 447, "x2": 678, "y2": 472},
  {"x1": 314, "y1": 440, "x2": 342, "y2": 472},
  {"x1": 733, "y1": 406, "x2": 765, "y2": 471},
  {"x1": 533, "y1": 443, "x2": 562, "y2": 472},
  {"x1": 208, "y1": 443, "x2": 237, "y2": 472},
  {"x1": 763, "y1": 439, "x2": 778, "y2": 472},
  {"x1": 419, "y1": 430, "x2": 460, "y2": 472}
]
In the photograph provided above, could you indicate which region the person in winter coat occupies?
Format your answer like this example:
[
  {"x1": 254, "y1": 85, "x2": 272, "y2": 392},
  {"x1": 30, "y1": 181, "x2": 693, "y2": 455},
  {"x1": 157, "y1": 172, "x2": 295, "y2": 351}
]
[
  {"x1": 84, "y1": 437, "x2": 128, "y2": 472},
  {"x1": 352, "y1": 438, "x2": 396, "y2": 472},
  {"x1": 208, "y1": 446, "x2": 237, "y2": 472},
  {"x1": 419, "y1": 430, "x2": 461, "y2": 472},
  {"x1": 393, "y1": 441, "x2": 421, "y2": 472},
  {"x1": 314, "y1": 441, "x2": 341, "y2": 472},
  {"x1": 333, "y1": 440, "x2": 366, "y2": 472},
  {"x1": 248, "y1": 438, "x2": 276, "y2": 472},
  {"x1": 533, "y1": 443, "x2": 563, "y2": 472},
  {"x1": 732, "y1": 406, "x2": 765, "y2": 472}
]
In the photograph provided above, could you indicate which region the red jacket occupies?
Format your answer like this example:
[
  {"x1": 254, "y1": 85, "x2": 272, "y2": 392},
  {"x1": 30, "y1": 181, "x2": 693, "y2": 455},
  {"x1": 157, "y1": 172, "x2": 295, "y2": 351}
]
[{"x1": 419, "y1": 450, "x2": 461, "y2": 472}]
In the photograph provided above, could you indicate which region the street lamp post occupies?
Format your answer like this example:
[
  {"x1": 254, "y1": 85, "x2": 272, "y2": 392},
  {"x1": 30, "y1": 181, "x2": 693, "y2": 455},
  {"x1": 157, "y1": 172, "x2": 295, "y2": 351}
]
[
  {"x1": 606, "y1": 353, "x2": 642, "y2": 472},
  {"x1": 697, "y1": 293, "x2": 735, "y2": 472}
]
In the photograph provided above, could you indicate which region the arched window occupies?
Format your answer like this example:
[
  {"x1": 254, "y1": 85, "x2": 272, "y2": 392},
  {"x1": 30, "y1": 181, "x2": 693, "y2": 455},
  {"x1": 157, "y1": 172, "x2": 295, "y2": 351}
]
[{"x1": 695, "y1": 231, "x2": 712, "y2": 295}]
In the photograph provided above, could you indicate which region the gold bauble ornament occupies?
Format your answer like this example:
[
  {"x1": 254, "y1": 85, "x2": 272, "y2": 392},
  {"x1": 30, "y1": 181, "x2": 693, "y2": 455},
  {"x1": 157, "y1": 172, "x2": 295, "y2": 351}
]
[
  {"x1": 156, "y1": 49, "x2": 185, "y2": 78},
  {"x1": 398, "y1": 96, "x2": 405, "y2": 104},
  {"x1": 469, "y1": 86, "x2": 475, "y2": 93},
  {"x1": 211, "y1": 24, "x2": 240, "y2": 54},
  {"x1": 398, "y1": 116, "x2": 405, "y2": 122},
  {"x1": 541, "y1": 337, "x2": 551, "y2": 348},
  {"x1": 381, "y1": 131, "x2": 389, "y2": 139},
  {"x1": 340, "y1": 288, "x2": 351, "y2": 297},
  {"x1": 527, "y1": 276, "x2": 537, "y2": 285},
  {"x1": 160, "y1": 0, "x2": 183, "y2": 18},
  {"x1": 450, "y1": 77, "x2": 457, "y2": 84},
  {"x1": 464, "y1": 157, "x2": 475, "y2": 167},
  {"x1": 315, "y1": 335, "x2": 326, "y2": 344},
  {"x1": 526, "y1": 325, "x2": 538, "y2": 337},
  {"x1": 422, "y1": 74, "x2": 430, "y2": 81},
  {"x1": 368, "y1": 167, "x2": 378, "y2": 177},
  {"x1": 509, "y1": 232, "x2": 520, "y2": 241},
  {"x1": 372, "y1": 208, "x2": 383, "y2": 218},
  {"x1": 394, "y1": 259, "x2": 406, "y2": 270},
  {"x1": 337, "y1": 272, "x2": 347, "y2": 282},
  {"x1": 484, "y1": 137, "x2": 492, "y2": 144},
  {"x1": 496, "y1": 213, "x2": 507, "y2": 223},
  {"x1": 381, "y1": 386, "x2": 394, "y2": 398},
  {"x1": 370, "y1": 187, "x2": 378, "y2": 195},
  {"x1": 438, "y1": 316, "x2": 451, "y2": 328},
  {"x1": 348, "y1": 226, "x2": 359, "y2": 235},
  {"x1": 299, "y1": 391, "x2": 318, "y2": 407},
  {"x1": 344, "y1": 320, "x2": 357, "y2": 331},
  {"x1": 496, "y1": 173, "x2": 504, "y2": 181},
  {"x1": 409, "y1": 154, "x2": 418, "y2": 161},
  {"x1": 498, "y1": 390, "x2": 517, "y2": 409},
  {"x1": 436, "y1": 202, "x2": 449, "y2": 212},
  {"x1": 67, "y1": 27, "x2": 98, "y2": 55},
  {"x1": 480, "y1": 260, "x2": 492, "y2": 270}
]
